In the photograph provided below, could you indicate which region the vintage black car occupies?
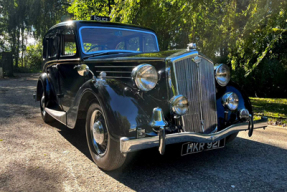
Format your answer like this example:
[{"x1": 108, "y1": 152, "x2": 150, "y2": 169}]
[{"x1": 34, "y1": 20, "x2": 268, "y2": 171}]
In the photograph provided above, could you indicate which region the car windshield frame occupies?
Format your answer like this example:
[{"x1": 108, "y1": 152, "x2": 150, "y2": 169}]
[{"x1": 78, "y1": 26, "x2": 160, "y2": 55}]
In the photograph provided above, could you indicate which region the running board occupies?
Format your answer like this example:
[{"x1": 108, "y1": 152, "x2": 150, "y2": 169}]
[{"x1": 45, "y1": 107, "x2": 66, "y2": 125}]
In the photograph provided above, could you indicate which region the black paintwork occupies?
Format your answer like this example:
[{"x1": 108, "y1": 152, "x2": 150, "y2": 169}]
[
  {"x1": 36, "y1": 21, "x2": 253, "y2": 140},
  {"x1": 216, "y1": 82, "x2": 253, "y2": 131}
]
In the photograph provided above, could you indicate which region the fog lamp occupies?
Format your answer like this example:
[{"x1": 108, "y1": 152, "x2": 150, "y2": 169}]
[
  {"x1": 137, "y1": 128, "x2": 146, "y2": 138},
  {"x1": 239, "y1": 109, "x2": 250, "y2": 120},
  {"x1": 170, "y1": 95, "x2": 189, "y2": 115},
  {"x1": 222, "y1": 92, "x2": 239, "y2": 110}
]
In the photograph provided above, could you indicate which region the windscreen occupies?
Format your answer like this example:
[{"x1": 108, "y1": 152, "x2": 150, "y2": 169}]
[{"x1": 79, "y1": 27, "x2": 159, "y2": 54}]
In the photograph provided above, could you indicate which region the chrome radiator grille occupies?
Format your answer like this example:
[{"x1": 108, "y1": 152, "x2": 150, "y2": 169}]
[{"x1": 174, "y1": 57, "x2": 217, "y2": 133}]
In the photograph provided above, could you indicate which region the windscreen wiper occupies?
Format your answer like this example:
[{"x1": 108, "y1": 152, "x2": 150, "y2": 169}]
[{"x1": 83, "y1": 51, "x2": 140, "y2": 60}]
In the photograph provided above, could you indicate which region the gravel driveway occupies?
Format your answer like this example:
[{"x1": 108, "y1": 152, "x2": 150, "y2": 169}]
[{"x1": 0, "y1": 73, "x2": 287, "y2": 192}]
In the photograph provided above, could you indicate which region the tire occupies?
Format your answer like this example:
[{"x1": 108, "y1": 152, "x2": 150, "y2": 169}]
[
  {"x1": 40, "y1": 91, "x2": 54, "y2": 123},
  {"x1": 85, "y1": 103, "x2": 126, "y2": 171},
  {"x1": 225, "y1": 132, "x2": 238, "y2": 144}
]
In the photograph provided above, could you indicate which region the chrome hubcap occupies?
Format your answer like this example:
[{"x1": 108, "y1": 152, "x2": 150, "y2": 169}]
[
  {"x1": 93, "y1": 121, "x2": 105, "y2": 145},
  {"x1": 90, "y1": 110, "x2": 107, "y2": 156}
]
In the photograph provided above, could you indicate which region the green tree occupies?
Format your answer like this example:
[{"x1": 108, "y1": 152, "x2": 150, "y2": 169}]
[
  {"x1": 0, "y1": 0, "x2": 69, "y2": 69},
  {"x1": 25, "y1": 43, "x2": 43, "y2": 70},
  {"x1": 68, "y1": 0, "x2": 112, "y2": 20}
]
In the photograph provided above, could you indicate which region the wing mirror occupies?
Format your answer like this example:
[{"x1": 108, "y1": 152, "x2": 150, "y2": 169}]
[{"x1": 74, "y1": 64, "x2": 95, "y2": 77}]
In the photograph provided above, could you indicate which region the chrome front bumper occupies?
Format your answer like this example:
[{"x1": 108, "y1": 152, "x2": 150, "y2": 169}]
[{"x1": 120, "y1": 117, "x2": 268, "y2": 154}]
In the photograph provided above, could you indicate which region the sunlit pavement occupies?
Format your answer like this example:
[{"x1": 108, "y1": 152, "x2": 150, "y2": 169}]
[{"x1": 0, "y1": 74, "x2": 286, "y2": 192}]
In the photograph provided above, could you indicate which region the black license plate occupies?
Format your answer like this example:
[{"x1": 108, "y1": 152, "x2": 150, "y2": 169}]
[{"x1": 181, "y1": 139, "x2": 226, "y2": 156}]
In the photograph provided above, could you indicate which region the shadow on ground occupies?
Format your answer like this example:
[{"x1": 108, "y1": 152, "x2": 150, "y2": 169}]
[
  {"x1": 48, "y1": 119, "x2": 287, "y2": 191},
  {"x1": 0, "y1": 163, "x2": 62, "y2": 192},
  {"x1": 48, "y1": 120, "x2": 92, "y2": 162}
]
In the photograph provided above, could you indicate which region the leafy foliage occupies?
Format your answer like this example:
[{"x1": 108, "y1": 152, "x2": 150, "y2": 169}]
[
  {"x1": 25, "y1": 43, "x2": 43, "y2": 70},
  {"x1": 0, "y1": 0, "x2": 69, "y2": 69},
  {"x1": 1, "y1": 0, "x2": 286, "y2": 97},
  {"x1": 108, "y1": 0, "x2": 287, "y2": 97},
  {"x1": 67, "y1": 0, "x2": 112, "y2": 20}
]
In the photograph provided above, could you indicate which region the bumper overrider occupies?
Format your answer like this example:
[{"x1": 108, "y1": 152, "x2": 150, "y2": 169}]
[{"x1": 120, "y1": 108, "x2": 268, "y2": 154}]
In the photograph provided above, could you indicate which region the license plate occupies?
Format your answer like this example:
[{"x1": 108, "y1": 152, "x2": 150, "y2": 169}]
[{"x1": 181, "y1": 139, "x2": 226, "y2": 156}]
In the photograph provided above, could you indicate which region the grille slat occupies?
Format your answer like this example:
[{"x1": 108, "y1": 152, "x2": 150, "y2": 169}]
[
  {"x1": 94, "y1": 65, "x2": 134, "y2": 78},
  {"x1": 174, "y1": 57, "x2": 217, "y2": 133}
]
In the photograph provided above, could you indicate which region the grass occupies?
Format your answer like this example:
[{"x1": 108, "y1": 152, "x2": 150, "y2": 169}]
[{"x1": 250, "y1": 97, "x2": 287, "y2": 125}]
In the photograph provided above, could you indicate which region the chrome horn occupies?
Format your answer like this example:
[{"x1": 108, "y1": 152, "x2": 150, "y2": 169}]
[
  {"x1": 150, "y1": 107, "x2": 168, "y2": 155},
  {"x1": 74, "y1": 64, "x2": 96, "y2": 81}
]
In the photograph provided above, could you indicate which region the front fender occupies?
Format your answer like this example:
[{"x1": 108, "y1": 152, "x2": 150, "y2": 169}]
[
  {"x1": 216, "y1": 81, "x2": 253, "y2": 130},
  {"x1": 67, "y1": 79, "x2": 150, "y2": 140}
]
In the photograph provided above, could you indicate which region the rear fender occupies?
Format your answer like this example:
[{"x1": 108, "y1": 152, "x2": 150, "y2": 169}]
[{"x1": 36, "y1": 73, "x2": 56, "y2": 105}]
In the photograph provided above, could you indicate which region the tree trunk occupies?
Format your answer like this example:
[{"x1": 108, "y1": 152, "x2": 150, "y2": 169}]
[
  {"x1": 21, "y1": 26, "x2": 25, "y2": 68},
  {"x1": 15, "y1": 27, "x2": 20, "y2": 69},
  {"x1": 11, "y1": 29, "x2": 16, "y2": 69}
]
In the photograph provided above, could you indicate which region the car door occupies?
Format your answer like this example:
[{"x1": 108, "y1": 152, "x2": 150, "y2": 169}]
[
  {"x1": 56, "y1": 27, "x2": 85, "y2": 112},
  {"x1": 44, "y1": 29, "x2": 63, "y2": 110}
]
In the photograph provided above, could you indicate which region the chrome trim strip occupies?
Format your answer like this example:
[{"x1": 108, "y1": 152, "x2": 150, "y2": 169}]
[
  {"x1": 79, "y1": 26, "x2": 160, "y2": 54},
  {"x1": 59, "y1": 58, "x2": 81, "y2": 62},
  {"x1": 198, "y1": 55, "x2": 214, "y2": 65},
  {"x1": 95, "y1": 66, "x2": 136, "y2": 68},
  {"x1": 101, "y1": 76, "x2": 131, "y2": 79},
  {"x1": 43, "y1": 58, "x2": 81, "y2": 71},
  {"x1": 120, "y1": 117, "x2": 268, "y2": 153},
  {"x1": 86, "y1": 58, "x2": 164, "y2": 63},
  {"x1": 45, "y1": 60, "x2": 58, "y2": 65},
  {"x1": 45, "y1": 58, "x2": 80, "y2": 64},
  {"x1": 169, "y1": 50, "x2": 199, "y2": 63},
  {"x1": 197, "y1": 59, "x2": 204, "y2": 132},
  {"x1": 96, "y1": 71, "x2": 131, "y2": 73}
]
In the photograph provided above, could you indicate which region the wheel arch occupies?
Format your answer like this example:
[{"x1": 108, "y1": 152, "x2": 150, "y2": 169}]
[
  {"x1": 36, "y1": 73, "x2": 51, "y2": 101},
  {"x1": 36, "y1": 80, "x2": 44, "y2": 101},
  {"x1": 77, "y1": 90, "x2": 100, "y2": 120}
]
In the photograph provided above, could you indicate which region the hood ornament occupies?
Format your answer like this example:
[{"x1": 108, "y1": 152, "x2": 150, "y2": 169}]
[{"x1": 187, "y1": 43, "x2": 197, "y2": 51}]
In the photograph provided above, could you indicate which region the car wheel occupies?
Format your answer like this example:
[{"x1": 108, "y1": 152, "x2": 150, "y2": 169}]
[
  {"x1": 40, "y1": 91, "x2": 54, "y2": 123},
  {"x1": 225, "y1": 132, "x2": 238, "y2": 144},
  {"x1": 86, "y1": 103, "x2": 126, "y2": 171}
]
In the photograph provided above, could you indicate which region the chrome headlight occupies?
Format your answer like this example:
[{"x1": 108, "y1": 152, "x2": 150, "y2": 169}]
[
  {"x1": 222, "y1": 92, "x2": 239, "y2": 110},
  {"x1": 132, "y1": 64, "x2": 158, "y2": 91},
  {"x1": 170, "y1": 95, "x2": 189, "y2": 115},
  {"x1": 214, "y1": 64, "x2": 230, "y2": 86}
]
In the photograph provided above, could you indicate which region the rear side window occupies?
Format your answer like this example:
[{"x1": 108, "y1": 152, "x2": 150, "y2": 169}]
[
  {"x1": 45, "y1": 30, "x2": 59, "y2": 59},
  {"x1": 61, "y1": 29, "x2": 76, "y2": 57}
]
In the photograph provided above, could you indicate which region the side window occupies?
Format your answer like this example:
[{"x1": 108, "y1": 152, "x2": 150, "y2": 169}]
[
  {"x1": 43, "y1": 39, "x2": 47, "y2": 59},
  {"x1": 47, "y1": 30, "x2": 58, "y2": 58},
  {"x1": 61, "y1": 29, "x2": 76, "y2": 57}
]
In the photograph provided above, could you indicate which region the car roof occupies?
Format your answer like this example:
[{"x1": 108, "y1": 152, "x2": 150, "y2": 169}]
[{"x1": 48, "y1": 20, "x2": 156, "y2": 34}]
